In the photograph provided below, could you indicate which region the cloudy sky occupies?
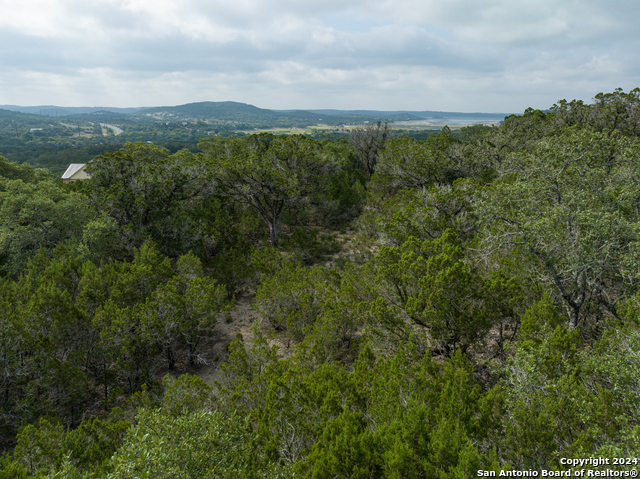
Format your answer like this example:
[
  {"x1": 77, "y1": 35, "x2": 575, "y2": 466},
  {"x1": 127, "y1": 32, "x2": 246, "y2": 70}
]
[{"x1": 0, "y1": 0, "x2": 638, "y2": 112}]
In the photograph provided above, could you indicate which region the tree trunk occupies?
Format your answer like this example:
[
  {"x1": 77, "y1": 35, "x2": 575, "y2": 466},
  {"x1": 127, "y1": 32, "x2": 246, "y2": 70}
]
[
  {"x1": 167, "y1": 348, "x2": 175, "y2": 370},
  {"x1": 568, "y1": 305, "x2": 580, "y2": 329},
  {"x1": 269, "y1": 221, "x2": 278, "y2": 247}
]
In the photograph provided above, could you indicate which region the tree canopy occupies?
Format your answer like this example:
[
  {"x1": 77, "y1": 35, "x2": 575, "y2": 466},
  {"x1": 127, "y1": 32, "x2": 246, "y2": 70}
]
[
  {"x1": 200, "y1": 134, "x2": 336, "y2": 246},
  {"x1": 3, "y1": 90, "x2": 640, "y2": 478}
]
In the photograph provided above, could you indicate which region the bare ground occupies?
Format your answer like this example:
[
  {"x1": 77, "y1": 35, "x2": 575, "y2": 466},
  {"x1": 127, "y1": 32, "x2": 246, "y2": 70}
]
[
  {"x1": 192, "y1": 230, "x2": 380, "y2": 387},
  {"x1": 194, "y1": 290, "x2": 260, "y2": 386}
]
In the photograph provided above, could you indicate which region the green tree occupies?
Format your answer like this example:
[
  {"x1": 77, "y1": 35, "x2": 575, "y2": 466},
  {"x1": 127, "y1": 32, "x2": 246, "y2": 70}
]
[
  {"x1": 376, "y1": 178, "x2": 479, "y2": 246},
  {"x1": 87, "y1": 142, "x2": 215, "y2": 257},
  {"x1": 140, "y1": 254, "x2": 230, "y2": 369},
  {"x1": 0, "y1": 176, "x2": 93, "y2": 277},
  {"x1": 0, "y1": 279, "x2": 25, "y2": 447},
  {"x1": 375, "y1": 128, "x2": 454, "y2": 191},
  {"x1": 0, "y1": 155, "x2": 51, "y2": 183},
  {"x1": 5, "y1": 412, "x2": 131, "y2": 477},
  {"x1": 498, "y1": 324, "x2": 636, "y2": 470},
  {"x1": 370, "y1": 231, "x2": 502, "y2": 356},
  {"x1": 254, "y1": 264, "x2": 328, "y2": 337},
  {"x1": 297, "y1": 347, "x2": 501, "y2": 478},
  {"x1": 200, "y1": 134, "x2": 336, "y2": 247},
  {"x1": 479, "y1": 129, "x2": 640, "y2": 328},
  {"x1": 349, "y1": 121, "x2": 392, "y2": 179},
  {"x1": 105, "y1": 408, "x2": 290, "y2": 478},
  {"x1": 552, "y1": 88, "x2": 640, "y2": 137}
]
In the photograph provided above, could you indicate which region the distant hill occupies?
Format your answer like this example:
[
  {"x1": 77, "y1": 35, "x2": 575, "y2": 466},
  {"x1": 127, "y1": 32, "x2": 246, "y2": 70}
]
[
  {"x1": 136, "y1": 102, "x2": 427, "y2": 127},
  {"x1": 0, "y1": 100, "x2": 513, "y2": 175},
  {"x1": 138, "y1": 102, "x2": 350, "y2": 127},
  {"x1": 0, "y1": 108, "x2": 69, "y2": 130},
  {"x1": 0, "y1": 105, "x2": 148, "y2": 116},
  {"x1": 64, "y1": 110, "x2": 140, "y2": 123},
  {"x1": 136, "y1": 101, "x2": 321, "y2": 124},
  {"x1": 0, "y1": 108, "x2": 25, "y2": 118},
  {"x1": 1, "y1": 102, "x2": 512, "y2": 130}
]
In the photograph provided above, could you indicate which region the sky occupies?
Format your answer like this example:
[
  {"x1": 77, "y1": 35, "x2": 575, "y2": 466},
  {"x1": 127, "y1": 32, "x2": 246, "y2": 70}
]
[{"x1": 0, "y1": 0, "x2": 638, "y2": 112}]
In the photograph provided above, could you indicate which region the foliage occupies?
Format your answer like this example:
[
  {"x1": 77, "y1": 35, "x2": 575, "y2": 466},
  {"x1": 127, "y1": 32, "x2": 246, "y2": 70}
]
[
  {"x1": 218, "y1": 340, "x2": 502, "y2": 478},
  {"x1": 499, "y1": 324, "x2": 640, "y2": 470},
  {"x1": 3, "y1": 89, "x2": 640, "y2": 476},
  {"x1": 375, "y1": 128, "x2": 455, "y2": 191},
  {"x1": 87, "y1": 142, "x2": 216, "y2": 258},
  {"x1": 349, "y1": 121, "x2": 393, "y2": 178},
  {"x1": 0, "y1": 243, "x2": 230, "y2": 450},
  {"x1": 200, "y1": 134, "x2": 337, "y2": 246},
  {"x1": 375, "y1": 179, "x2": 479, "y2": 246},
  {"x1": 0, "y1": 161, "x2": 94, "y2": 277},
  {"x1": 479, "y1": 129, "x2": 640, "y2": 328},
  {"x1": 105, "y1": 409, "x2": 259, "y2": 478},
  {"x1": 280, "y1": 227, "x2": 342, "y2": 265},
  {"x1": 1, "y1": 410, "x2": 130, "y2": 478},
  {"x1": 254, "y1": 261, "x2": 371, "y2": 363},
  {"x1": 369, "y1": 230, "x2": 516, "y2": 356}
]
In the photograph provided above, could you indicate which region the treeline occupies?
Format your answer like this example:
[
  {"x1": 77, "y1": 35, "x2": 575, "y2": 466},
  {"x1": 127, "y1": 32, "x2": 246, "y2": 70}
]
[
  {"x1": 1, "y1": 89, "x2": 640, "y2": 477},
  {"x1": 0, "y1": 141, "x2": 205, "y2": 176}
]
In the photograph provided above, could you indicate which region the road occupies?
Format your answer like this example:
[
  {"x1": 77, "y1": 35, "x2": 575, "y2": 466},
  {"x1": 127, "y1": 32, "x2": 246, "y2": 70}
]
[{"x1": 100, "y1": 123, "x2": 123, "y2": 135}]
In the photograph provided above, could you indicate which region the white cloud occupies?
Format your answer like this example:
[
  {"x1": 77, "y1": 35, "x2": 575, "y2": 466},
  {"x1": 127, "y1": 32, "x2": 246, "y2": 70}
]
[{"x1": 0, "y1": 0, "x2": 638, "y2": 110}]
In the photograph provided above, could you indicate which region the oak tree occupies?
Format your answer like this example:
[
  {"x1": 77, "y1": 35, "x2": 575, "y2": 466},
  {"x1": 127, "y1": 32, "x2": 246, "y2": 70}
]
[{"x1": 200, "y1": 134, "x2": 335, "y2": 247}]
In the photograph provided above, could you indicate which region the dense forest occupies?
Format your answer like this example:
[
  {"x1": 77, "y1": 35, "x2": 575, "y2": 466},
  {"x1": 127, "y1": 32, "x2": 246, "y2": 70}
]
[{"x1": 1, "y1": 89, "x2": 640, "y2": 477}]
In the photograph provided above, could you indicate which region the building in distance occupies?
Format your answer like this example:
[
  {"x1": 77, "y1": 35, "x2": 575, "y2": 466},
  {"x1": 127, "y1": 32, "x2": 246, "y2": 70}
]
[{"x1": 61, "y1": 164, "x2": 91, "y2": 183}]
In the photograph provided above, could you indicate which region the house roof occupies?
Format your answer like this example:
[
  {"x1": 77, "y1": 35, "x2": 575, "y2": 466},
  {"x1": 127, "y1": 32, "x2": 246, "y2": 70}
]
[{"x1": 61, "y1": 164, "x2": 86, "y2": 179}]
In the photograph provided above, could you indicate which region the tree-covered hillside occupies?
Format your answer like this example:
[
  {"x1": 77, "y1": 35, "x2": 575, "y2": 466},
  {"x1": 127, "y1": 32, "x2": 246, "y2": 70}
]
[
  {"x1": 0, "y1": 102, "x2": 432, "y2": 175},
  {"x1": 1, "y1": 89, "x2": 640, "y2": 478}
]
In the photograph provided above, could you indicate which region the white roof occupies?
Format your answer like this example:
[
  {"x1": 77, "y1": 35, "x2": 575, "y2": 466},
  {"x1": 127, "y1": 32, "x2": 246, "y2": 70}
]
[{"x1": 61, "y1": 164, "x2": 86, "y2": 179}]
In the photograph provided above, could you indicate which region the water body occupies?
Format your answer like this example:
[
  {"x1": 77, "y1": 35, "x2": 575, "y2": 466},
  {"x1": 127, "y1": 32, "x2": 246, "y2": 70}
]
[{"x1": 393, "y1": 117, "x2": 503, "y2": 128}]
